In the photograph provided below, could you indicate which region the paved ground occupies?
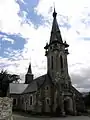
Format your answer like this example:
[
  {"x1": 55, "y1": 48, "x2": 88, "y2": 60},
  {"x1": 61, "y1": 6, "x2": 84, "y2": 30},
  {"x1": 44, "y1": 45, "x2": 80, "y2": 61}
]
[{"x1": 13, "y1": 114, "x2": 90, "y2": 120}]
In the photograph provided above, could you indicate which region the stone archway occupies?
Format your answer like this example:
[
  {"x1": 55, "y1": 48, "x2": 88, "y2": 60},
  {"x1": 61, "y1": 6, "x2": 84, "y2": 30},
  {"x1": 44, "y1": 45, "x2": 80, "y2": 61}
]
[
  {"x1": 64, "y1": 97, "x2": 73, "y2": 115},
  {"x1": 55, "y1": 106, "x2": 62, "y2": 116},
  {"x1": 64, "y1": 99, "x2": 69, "y2": 114}
]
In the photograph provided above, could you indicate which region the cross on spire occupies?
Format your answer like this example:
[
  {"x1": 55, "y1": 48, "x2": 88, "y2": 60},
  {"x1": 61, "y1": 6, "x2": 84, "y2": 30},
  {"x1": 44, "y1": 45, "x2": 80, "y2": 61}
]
[{"x1": 53, "y1": 7, "x2": 57, "y2": 18}]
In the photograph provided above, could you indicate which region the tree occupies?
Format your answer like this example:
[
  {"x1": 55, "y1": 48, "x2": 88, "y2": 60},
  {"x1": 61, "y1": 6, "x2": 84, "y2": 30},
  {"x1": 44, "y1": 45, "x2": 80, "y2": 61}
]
[
  {"x1": 0, "y1": 70, "x2": 20, "y2": 97},
  {"x1": 83, "y1": 92, "x2": 90, "y2": 108}
]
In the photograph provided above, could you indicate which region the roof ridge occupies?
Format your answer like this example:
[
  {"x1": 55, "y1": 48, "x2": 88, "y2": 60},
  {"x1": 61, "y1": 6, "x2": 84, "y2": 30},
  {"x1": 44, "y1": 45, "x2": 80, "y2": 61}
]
[{"x1": 34, "y1": 74, "x2": 47, "y2": 80}]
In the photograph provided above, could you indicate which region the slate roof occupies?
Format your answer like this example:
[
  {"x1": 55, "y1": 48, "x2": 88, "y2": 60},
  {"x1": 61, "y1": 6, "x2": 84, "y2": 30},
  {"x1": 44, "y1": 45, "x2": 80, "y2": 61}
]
[
  {"x1": 23, "y1": 80, "x2": 37, "y2": 94},
  {"x1": 9, "y1": 74, "x2": 82, "y2": 98},
  {"x1": 71, "y1": 85, "x2": 82, "y2": 97},
  {"x1": 9, "y1": 74, "x2": 52, "y2": 95},
  {"x1": 23, "y1": 74, "x2": 52, "y2": 94},
  {"x1": 10, "y1": 83, "x2": 28, "y2": 94}
]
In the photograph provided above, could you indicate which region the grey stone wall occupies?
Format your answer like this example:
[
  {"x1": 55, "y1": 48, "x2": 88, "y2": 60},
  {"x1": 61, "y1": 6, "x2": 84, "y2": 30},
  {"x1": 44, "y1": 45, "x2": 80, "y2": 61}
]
[
  {"x1": 20, "y1": 92, "x2": 37, "y2": 112},
  {"x1": 37, "y1": 84, "x2": 56, "y2": 113},
  {"x1": 10, "y1": 94, "x2": 21, "y2": 110},
  {"x1": 0, "y1": 97, "x2": 13, "y2": 120}
]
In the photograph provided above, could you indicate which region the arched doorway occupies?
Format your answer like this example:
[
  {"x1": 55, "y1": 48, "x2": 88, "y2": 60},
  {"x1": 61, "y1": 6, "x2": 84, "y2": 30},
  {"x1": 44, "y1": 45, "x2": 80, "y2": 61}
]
[
  {"x1": 64, "y1": 99, "x2": 69, "y2": 114},
  {"x1": 56, "y1": 106, "x2": 61, "y2": 116},
  {"x1": 64, "y1": 97, "x2": 73, "y2": 115}
]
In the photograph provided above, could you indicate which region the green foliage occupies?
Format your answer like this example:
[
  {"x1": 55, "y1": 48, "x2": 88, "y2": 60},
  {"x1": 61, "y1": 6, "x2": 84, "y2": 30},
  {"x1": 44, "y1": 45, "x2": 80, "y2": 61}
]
[
  {"x1": 0, "y1": 70, "x2": 20, "y2": 97},
  {"x1": 83, "y1": 92, "x2": 90, "y2": 108}
]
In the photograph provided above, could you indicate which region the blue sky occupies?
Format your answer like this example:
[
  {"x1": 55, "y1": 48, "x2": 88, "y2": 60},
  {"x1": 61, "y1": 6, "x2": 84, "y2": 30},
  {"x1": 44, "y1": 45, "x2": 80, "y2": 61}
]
[
  {"x1": 17, "y1": 0, "x2": 43, "y2": 26},
  {"x1": 0, "y1": 0, "x2": 90, "y2": 92},
  {"x1": 0, "y1": 0, "x2": 42, "y2": 58}
]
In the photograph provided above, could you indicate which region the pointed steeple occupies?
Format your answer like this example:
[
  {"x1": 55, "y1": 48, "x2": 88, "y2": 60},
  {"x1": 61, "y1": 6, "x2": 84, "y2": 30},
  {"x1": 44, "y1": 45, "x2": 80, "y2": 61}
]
[
  {"x1": 44, "y1": 7, "x2": 69, "y2": 51},
  {"x1": 25, "y1": 62, "x2": 33, "y2": 84},
  {"x1": 27, "y1": 63, "x2": 32, "y2": 74},
  {"x1": 50, "y1": 7, "x2": 63, "y2": 44}
]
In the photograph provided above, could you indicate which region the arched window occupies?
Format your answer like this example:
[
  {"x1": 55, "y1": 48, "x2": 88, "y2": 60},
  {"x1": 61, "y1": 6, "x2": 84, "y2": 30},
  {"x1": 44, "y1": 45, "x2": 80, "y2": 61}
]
[
  {"x1": 51, "y1": 56, "x2": 53, "y2": 69},
  {"x1": 56, "y1": 55, "x2": 58, "y2": 71},
  {"x1": 46, "y1": 99, "x2": 50, "y2": 104},
  {"x1": 46, "y1": 98, "x2": 50, "y2": 105},
  {"x1": 60, "y1": 56, "x2": 63, "y2": 69},
  {"x1": 13, "y1": 99, "x2": 17, "y2": 105},
  {"x1": 29, "y1": 96, "x2": 33, "y2": 105},
  {"x1": 48, "y1": 57, "x2": 50, "y2": 68}
]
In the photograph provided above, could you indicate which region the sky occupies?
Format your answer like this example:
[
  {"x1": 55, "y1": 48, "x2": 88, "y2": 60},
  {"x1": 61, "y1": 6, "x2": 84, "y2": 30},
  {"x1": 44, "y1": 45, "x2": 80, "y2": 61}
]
[{"x1": 0, "y1": 0, "x2": 90, "y2": 92}]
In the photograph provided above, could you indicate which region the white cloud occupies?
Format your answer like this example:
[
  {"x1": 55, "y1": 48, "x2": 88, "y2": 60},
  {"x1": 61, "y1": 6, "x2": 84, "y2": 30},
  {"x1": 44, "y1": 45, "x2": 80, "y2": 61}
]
[
  {"x1": 35, "y1": 2, "x2": 90, "y2": 65},
  {"x1": 0, "y1": 0, "x2": 90, "y2": 92},
  {"x1": 32, "y1": 0, "x2": 90, "y2": 92},
  {"x1": 35, "y1": 0, "x2": 90, "y2": 17},
  {"x1": 2, "y1": 37, "x2": 14, "y2": 44},
  {"x1": 0, "y1": 0, "x2": 22, "y2": 34}
]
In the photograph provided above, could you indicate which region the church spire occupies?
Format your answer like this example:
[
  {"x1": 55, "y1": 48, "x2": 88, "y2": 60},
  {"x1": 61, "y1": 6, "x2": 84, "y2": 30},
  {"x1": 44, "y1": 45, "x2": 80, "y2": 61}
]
[
  {"x1": 27, "y1": 63, "x2": 32, "y2": 74},
  {"x1": 25, "y1": 62, "x2": 33, "y2": 84},
  {"x1": 44, "y1": 7, "x2": 69, "y2": 51},
  {"x1": 50, "y1": 7, "x2": 63, "y2": 44}
]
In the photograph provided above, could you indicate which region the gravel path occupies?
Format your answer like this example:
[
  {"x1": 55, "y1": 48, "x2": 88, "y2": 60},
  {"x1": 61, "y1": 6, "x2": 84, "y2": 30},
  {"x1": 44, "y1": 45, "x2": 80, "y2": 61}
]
[{"x1": 13, "y1": 114, "x2": 90, "y2": 120}]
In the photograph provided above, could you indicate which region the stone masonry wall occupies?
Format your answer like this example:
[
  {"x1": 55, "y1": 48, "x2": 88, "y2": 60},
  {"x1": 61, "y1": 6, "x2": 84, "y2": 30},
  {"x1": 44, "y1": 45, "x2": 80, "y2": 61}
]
[{"x1": 0, "y1": 97, "x2": 13, "y2": 120}]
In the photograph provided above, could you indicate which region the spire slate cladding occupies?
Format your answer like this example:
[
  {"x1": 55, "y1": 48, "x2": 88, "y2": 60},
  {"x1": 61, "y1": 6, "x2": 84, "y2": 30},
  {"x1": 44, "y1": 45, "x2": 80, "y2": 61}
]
[
  {"x1": 25, "y1": 63, "x2": 33, "y2": 84},
  {"x1": 50, "y1": 7, "x2": 63, "y2": 44},
  {"x1": 27, "y1": 63, "x2": 32, "y2": 74},
  {"x1": 44, "y1": 7, "x2": 69, "y2": 50}
]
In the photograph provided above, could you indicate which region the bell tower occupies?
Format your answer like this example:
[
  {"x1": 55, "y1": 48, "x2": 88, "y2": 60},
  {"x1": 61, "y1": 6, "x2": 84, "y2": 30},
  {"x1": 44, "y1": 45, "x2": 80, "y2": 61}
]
[
  {"x1": 25, "y1": 63, "x2": 33, "y2": 84},
  {"x1": 44, "y1": 8, "x2": 71, "y2": 84}
]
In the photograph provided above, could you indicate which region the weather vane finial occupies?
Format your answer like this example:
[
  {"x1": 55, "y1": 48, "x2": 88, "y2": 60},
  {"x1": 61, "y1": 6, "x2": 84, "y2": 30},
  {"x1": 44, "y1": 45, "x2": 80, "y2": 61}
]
[
  {"x1": 53, "y1": 2, "x2": 55, "y2": 9},
  {"x1": 53, "y1": 2, "x2": 57, "y2": 18}
]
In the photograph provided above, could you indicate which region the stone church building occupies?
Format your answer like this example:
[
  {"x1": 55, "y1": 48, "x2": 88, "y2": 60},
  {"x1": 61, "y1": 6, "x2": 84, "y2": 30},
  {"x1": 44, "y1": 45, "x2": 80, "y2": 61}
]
[{"x1": 9, "y1": 8, "x2": 85, "y2": 115}]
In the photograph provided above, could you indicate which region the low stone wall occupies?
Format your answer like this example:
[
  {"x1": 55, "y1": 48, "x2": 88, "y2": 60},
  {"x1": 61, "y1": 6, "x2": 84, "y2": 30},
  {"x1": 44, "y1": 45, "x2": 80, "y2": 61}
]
[{"x1": 0, "y1": 97, "x2": 13, "y2": 120}]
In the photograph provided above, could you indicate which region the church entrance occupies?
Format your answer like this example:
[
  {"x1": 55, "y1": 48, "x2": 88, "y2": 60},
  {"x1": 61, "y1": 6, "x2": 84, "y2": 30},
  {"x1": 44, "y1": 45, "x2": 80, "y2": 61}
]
[
  {"x1": 64, "y1": 99, "x2": 69, "y2": 114},
  {"x1": 64, "y1": 97, "x2": 73, "y2": 115},
  {"x1": 55, "y1": 106, "x2": 61, "y2": 116}
]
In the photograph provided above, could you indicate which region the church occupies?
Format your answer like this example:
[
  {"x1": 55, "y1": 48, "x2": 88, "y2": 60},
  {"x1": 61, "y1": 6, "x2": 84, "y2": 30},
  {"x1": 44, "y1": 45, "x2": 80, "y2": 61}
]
[{"x1": 9, "y1": 8, "x2": 85, "y2": 116}]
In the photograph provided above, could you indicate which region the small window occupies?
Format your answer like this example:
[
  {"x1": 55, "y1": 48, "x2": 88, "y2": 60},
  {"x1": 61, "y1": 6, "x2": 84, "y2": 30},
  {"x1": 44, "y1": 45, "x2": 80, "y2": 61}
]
[
  {"x1": 22, "y1": 98, "x2": 24, "y2": 104},
  {"x1": 29, "y1": 96, "x2": 33, "y2": 105},
  {"x1": 44, "y1": 86, "x2": 49, "y2": 90},
  {"x1": 69, "y1": 82, "x2": 71, "y2": 89},
  {"x1": 55, "y1": 43, "x2": 57, "y2": 46},
  {"x1": 46, "y1": 86, "x2": 48, "y2": 90},
  {"x1": 60, "y1": 56, "x2": 63, "y2": 69},
  {"x1": 61, "y1": 84, "x2": 64, "y2": 89},
  {"x1": 46, "y1": 99, "x2": 50, "y2": 105},
  {"x1": 13, "y1": 99, "x2": 17, "y2": 105},
  {"x1": 48, "y1": 57, "x2": 50, "y2": 68},
  {"x1": 56, "y1": 55, "x2": 58, "y2": 71},
  {"x1": 50, "y1": 46, "x2": 52, "y2": 49},
  {"x1": 51, "y1": 56, "x2": 53, "y2": 69}
]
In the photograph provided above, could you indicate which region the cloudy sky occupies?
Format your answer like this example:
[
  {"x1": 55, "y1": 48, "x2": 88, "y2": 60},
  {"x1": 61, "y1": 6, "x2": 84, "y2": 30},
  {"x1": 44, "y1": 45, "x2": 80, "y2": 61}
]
[{"x1": 0, "y1": 0, "x2": 90, "y2": 92}]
